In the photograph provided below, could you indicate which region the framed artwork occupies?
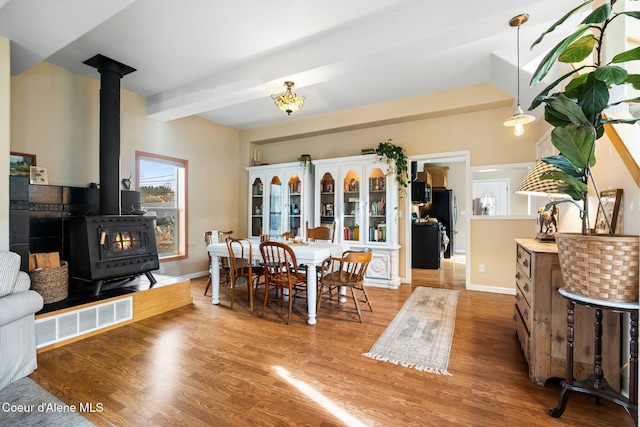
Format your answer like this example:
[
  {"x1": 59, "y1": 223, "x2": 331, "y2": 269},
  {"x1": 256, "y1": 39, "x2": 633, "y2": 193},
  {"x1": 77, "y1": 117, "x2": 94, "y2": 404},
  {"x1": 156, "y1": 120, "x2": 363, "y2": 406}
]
[
  {"x1": 594, "y1": 189, "x2": 622, "y2": 234},
  {"x1": 9, "y1": 152, "x2": 37, "y2": 176},
  {"x1": 29, "y1": 166, "x2": 48, "y2": 185}
]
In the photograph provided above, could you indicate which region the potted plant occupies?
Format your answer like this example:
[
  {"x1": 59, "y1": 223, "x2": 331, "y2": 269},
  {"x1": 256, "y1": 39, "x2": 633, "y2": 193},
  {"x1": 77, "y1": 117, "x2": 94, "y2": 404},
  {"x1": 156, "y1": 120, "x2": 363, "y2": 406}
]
[
  {"x1": 375, "y1": 139, "x2": 410, "y2": 191},
  {"x1": 529, "y1": 0, "x2": 640, "y2": 301},
  {"x1": 298, "y1": 154, "x2": 312, "y2": 173}
]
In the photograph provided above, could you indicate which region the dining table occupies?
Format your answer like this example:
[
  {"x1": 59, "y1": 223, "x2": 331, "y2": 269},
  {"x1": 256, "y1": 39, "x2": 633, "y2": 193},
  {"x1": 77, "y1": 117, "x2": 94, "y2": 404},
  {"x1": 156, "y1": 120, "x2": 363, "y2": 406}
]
[{"x1": 207, "y1": 240, "x2": 349, "y2": 325}]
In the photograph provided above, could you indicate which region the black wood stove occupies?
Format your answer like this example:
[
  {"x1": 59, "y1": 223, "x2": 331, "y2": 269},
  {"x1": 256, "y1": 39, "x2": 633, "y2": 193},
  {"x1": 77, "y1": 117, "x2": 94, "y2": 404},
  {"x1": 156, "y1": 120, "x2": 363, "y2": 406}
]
[
  {"x1": 70, "y1": 215, "x2": 159, "y2": 296},
  {"x1": 68, "y1": 55, "x2": 159, "y2": 296}
]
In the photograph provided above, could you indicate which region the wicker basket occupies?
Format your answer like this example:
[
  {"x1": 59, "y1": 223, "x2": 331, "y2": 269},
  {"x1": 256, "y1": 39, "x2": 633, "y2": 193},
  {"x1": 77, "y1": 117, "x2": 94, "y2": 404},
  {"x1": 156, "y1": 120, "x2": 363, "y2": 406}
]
[
  {"x1": 555, "y1": 233, "x2": 639, "y2": 302},
  {"x1": 30, "y1": 261, "x2": 69, "y2": 304}
]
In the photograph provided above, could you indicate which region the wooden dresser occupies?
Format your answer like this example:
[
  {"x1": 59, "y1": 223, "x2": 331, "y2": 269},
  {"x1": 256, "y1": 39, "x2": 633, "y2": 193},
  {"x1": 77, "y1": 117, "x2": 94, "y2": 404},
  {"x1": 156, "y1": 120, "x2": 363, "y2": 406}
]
[{"x1": 514, "y1": 239, "x2": 621, "y2": 389}]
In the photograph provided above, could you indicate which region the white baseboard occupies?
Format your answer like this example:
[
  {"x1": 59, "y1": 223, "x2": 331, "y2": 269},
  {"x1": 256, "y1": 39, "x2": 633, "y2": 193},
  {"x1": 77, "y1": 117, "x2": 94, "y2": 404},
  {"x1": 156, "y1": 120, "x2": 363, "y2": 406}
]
[
  {"x1": 186, "y1": 271, "x2": 515, "y2": 296},
  {"x1": 184, "y1": 270, "x2": 209, "y2": 280}
]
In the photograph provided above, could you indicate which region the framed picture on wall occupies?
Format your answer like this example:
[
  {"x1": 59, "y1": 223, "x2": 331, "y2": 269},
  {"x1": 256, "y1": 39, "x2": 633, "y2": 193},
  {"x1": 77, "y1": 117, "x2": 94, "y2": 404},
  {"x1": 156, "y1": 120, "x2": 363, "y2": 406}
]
[
  {"x1": 594, "y1": 189, "x2": 622, "y2": 234},
  {"x1": 29, "y1": 166, "x2": 48, "y2": 185},
  {"x1": 9, "y1": 152, "x2": 36, "y2": 176}
]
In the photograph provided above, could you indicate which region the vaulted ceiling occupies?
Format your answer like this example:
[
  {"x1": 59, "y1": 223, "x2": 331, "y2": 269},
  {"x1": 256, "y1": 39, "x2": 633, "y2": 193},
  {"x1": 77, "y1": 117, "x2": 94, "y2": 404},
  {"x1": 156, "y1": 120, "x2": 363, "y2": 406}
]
[{"x1": 0, "y1": 0, "x2": 580, "y2": 130}]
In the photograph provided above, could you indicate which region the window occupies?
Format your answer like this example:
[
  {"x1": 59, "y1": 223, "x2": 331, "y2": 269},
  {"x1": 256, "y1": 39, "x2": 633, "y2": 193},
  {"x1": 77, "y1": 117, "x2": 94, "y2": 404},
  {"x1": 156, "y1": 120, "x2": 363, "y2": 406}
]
[
  {"x1": 480, "y1": 191, "x2": 495, "y2": 216},
  {"x1": 136, "y1": 151, "x2": 188, "y2": 260}
]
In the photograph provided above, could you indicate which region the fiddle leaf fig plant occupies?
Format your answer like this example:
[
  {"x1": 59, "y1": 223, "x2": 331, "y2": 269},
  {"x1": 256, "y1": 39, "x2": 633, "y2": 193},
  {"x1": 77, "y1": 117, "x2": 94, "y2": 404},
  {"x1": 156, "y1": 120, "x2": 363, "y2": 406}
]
[{"x1": 529, "y1": 0, "x2": 640, "y2": 235}]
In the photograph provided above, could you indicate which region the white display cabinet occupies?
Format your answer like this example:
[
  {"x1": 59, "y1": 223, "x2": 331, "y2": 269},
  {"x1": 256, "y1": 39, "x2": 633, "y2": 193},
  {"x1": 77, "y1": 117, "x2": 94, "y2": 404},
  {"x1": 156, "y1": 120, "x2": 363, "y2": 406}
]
[
  {"x1": 246, "y1": 162, "x2": 313, "y2": 241},
  {"x1": 312, "y1": 154, "x2": 401, "y2": 288}
]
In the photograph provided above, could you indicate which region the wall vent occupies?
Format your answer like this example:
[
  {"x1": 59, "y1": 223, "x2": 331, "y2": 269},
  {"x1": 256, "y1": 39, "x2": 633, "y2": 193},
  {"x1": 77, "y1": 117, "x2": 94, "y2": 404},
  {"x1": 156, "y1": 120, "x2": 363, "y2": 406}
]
[{"x1": 35, "y1": 297, "x2": 133, "y2": 348}]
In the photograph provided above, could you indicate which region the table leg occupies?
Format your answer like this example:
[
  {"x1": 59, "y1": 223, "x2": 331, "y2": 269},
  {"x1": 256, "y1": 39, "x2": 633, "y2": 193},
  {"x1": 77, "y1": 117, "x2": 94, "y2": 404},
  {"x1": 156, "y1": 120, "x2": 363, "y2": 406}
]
[
  {"x1": 305, "y1": 262, "x2": 317, "y2": 325},
  {"x1": 338, "y1": 282, "x2": 348, "y2": 303},
  {"x1": 211, "y1": 256, "x2": 221, "y2": 305},
  {"x1": 550, "y1": 298, "x2": 575, "y2": 417}
]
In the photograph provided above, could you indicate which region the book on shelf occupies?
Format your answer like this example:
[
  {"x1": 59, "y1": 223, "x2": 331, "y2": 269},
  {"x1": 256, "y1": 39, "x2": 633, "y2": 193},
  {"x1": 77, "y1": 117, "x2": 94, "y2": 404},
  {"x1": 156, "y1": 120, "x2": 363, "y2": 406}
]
[
  {"x1": 370, "y1": 198, "x2": 386, "y2": 216},
  {"x1": 369, "y1": 177, "x2": 385, "y2": 191}
]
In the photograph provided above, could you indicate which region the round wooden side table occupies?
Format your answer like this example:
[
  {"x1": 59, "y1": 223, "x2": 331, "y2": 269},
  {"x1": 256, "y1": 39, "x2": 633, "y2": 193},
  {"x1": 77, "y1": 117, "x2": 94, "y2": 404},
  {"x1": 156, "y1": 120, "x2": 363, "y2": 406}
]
[{"x1": 550, "y1": 288, "x2": 638, "y2": 423}]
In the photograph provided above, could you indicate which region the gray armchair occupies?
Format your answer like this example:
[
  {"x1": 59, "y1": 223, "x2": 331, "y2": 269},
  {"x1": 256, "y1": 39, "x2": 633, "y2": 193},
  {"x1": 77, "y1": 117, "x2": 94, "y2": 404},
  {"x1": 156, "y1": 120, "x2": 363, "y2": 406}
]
[{"x1": 0, "y1": 250, "x2": 44, "y2": 390}]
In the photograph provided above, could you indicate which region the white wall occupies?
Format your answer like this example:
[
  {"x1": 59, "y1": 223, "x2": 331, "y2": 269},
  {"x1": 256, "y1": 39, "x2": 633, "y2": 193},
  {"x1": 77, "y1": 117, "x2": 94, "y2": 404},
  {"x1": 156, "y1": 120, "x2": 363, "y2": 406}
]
[{"x1": 590, "y1": 132, "x2": 639, "y2": 236}]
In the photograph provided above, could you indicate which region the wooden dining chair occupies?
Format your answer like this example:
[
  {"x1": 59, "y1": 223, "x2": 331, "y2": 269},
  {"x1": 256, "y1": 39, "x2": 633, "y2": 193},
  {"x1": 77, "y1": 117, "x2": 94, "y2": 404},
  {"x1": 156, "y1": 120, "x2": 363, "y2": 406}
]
[
  {"x1": 259, "y1": 241, "x2": 307, "y2": 324},
  {"x1": 226, "y1": 238, "x2": 264, "y2": 311},
  {"x1": 204, "y1": 230, "x2": 233, "y2": 296},
  {"x1": 317, "y1": 248, "x2": 373, "y2": 322},
  {"x1": 304, "y1": 220, "x2": 336, "y2": 280},
  {"x1": 305, "y1": 221, "x2": 335, "y2": 242},
  {"x1": 281, "y1": 230, "x2": 295, "y2": 241}
]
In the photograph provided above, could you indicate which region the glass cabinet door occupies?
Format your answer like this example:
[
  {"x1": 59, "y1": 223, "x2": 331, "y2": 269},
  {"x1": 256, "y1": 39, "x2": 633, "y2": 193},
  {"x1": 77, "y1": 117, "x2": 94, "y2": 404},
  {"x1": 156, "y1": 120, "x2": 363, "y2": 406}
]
[
  {"x1": 287, "y1": 173, "x2": 302, "y2": 237},
  {"x1": 268, "y1": 175, "x2": 283, "y2": 238},
  {"x1": 342, "y1": 169, "x2": 361, "y2": 242},
  {"x1": 319, "y1": 172, "x2": 335, "y2": 228},
  {"x1": 368, "y1": 167, "x2": 387, "y2": 242},
  {"x1": 250, "y1": 177, "x2": 264, "y2": 238}
]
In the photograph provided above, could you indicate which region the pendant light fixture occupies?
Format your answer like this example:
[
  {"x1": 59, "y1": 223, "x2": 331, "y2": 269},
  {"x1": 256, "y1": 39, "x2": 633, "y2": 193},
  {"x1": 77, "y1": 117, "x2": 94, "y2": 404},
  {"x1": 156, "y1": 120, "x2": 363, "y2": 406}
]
[
  {"x1": 271, "y1": 81, "x2": 305, "y2": 115},
  {"x1": 503, "y1": 14, "x2": 535, "y2": 136}
]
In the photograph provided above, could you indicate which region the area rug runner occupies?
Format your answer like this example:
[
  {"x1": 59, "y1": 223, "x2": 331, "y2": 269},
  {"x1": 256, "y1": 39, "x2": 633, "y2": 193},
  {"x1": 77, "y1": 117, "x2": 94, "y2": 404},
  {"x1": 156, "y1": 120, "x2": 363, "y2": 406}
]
[
  {"x1": 363, "y1": 286, "x2": 459, "y2": 375},
  {"x1": 0, "y1": 377, "x2": 95, "y2": 426}
]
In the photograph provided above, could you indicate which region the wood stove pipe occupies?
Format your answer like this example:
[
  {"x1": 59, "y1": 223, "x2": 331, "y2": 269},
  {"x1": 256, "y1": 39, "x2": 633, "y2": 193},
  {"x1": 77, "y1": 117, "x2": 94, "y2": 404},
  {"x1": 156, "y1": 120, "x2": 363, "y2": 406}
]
[{"x1": 83, "y1": 54, "x2": 136, "y2": 215}]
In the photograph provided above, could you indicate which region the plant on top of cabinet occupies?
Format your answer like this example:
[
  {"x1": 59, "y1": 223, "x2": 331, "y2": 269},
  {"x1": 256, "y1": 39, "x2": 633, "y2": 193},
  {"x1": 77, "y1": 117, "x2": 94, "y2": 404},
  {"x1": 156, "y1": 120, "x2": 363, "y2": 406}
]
[
  {"x1": 298, "y1": 154, "x2": 312, "y2": 173},
  {"x1": 375, "y1": 139, "x2": 409, "y2": 191}
]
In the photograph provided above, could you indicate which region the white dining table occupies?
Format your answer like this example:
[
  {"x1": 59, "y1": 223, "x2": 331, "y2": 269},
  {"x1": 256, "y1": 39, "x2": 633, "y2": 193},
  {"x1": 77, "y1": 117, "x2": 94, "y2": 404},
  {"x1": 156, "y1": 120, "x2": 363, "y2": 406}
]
[{"x1": 207, "y1": 240, "x2": 349, "y2": 325}]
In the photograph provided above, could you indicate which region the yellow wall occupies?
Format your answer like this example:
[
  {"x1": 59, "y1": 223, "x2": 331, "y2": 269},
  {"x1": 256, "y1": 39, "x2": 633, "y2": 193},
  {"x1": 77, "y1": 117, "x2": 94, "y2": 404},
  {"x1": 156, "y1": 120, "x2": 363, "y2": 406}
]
[
  {"x1": 239, "y1": 83, "x2": 541, "y2": 291},
  {"x1": 470, "y1": 219, "x2": 535, "y2": 291},
  {"x1": 10, "y1": 61, "x2": 241, "y2": 276},
  {"x1": 0, "y1": 37, "x2": 9, "y2": 250}
]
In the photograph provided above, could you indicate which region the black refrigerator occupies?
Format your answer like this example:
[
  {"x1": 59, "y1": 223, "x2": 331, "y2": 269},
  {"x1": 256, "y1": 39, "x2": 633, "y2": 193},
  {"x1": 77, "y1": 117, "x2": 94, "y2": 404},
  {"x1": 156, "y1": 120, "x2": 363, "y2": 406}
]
[{"x1": 419, "y1": 189, "x2": 456, "y2": 258}]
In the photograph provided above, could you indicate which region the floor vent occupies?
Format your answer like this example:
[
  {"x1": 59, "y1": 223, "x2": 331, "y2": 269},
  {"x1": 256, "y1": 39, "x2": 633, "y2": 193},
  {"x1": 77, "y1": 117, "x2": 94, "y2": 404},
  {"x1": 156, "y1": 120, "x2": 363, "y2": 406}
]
[{"x1": 35, "y1": 297, "x2": 133, "y2": 348}]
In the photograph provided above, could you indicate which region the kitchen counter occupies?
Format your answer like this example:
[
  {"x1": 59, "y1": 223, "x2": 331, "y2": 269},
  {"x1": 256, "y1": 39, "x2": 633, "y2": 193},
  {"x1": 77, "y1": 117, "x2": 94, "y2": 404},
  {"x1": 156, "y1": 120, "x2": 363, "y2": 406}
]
[{"x1": 412, "y1": 222, "x2": 444, "y2": 269}]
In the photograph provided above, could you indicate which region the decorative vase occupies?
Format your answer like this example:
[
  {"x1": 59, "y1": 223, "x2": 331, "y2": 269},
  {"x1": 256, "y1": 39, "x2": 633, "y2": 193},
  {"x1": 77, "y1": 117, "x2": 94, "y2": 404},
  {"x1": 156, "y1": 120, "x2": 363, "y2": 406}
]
[{"x1": 554, "y1": 233, "x2": 639, "y2": 303}]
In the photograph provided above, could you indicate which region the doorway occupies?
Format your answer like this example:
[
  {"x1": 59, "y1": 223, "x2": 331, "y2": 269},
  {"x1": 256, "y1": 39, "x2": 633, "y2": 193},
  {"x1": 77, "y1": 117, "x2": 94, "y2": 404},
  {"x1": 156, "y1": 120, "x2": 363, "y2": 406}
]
[{"x1": 404, "y1": 150, "x2": 470, "y2": 287}]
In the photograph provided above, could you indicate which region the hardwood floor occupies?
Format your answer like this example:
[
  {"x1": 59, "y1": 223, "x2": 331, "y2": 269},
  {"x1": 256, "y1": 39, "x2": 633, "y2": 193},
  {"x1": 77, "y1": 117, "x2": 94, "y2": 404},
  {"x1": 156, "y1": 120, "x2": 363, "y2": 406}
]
[{"x1": 30, "y1": 257, "x2": 635, "y2": 426}]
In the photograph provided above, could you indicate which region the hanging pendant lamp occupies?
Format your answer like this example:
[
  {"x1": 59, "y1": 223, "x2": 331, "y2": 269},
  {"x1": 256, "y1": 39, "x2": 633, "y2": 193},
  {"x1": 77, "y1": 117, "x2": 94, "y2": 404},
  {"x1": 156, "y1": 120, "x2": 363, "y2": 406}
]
[
  {"x1": 503, "y1": 14, "x2": 535, "y2": 136},
  {"x1": 271, "y1": 81, "x2": 305, "y2": 115}
]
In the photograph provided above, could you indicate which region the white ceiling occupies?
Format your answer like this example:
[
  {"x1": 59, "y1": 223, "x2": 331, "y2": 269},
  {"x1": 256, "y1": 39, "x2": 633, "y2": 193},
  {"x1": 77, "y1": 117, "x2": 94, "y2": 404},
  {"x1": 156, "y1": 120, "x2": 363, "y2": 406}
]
[{"x1": 0, "y1": 0, "x2": 580, "y2": 130}]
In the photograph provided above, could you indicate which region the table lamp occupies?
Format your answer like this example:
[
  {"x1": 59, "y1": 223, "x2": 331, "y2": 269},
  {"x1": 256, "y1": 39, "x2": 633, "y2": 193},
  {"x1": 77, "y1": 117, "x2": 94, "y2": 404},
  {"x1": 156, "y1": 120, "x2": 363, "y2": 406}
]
[{"x1": 515, "y1": 160, "x2": 566, "y2": 242}]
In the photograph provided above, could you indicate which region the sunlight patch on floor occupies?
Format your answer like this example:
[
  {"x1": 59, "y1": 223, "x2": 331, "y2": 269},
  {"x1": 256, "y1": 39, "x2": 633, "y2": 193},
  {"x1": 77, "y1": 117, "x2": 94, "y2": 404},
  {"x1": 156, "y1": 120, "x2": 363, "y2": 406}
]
[
  {"x1": 273, "y1": 366, "x2": 371, "y2": 427},
  {"x1": 149, "y1": 329, "x2": 181, "y2": 401}
]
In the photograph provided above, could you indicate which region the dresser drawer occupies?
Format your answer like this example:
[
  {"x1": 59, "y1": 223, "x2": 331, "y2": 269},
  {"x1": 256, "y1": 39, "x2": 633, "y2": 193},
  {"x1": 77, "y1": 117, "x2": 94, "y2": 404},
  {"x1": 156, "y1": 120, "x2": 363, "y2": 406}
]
[
  {"x1": 515, "y1": 286, "x2": 532, "y2": 333},
  {"x1": 514, "y1": 305, "x2": 530, "y2": 364},
  {"x1": 515, "y1": 265, "x2": 532, "y2": 306},
  {"x1": 516, "y1": 244, "x2": 532, "y2": 279}
]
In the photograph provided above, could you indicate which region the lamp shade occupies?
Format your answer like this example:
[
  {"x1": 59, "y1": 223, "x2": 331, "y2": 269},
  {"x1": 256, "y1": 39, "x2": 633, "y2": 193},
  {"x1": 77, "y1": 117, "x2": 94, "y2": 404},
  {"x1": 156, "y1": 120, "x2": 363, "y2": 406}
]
[
  {"x1": 503, "y1": 106, "x2": 536, "y2": 130},
  {"x1": 272, "y1": 81, "x2": 305, "y2": 115},
  {"x1": 503, "y1": 14, "x2": 536, "y2": 136},
  {"x1": 515, "y1": 160, "x2": 564, "y2": 196}
]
